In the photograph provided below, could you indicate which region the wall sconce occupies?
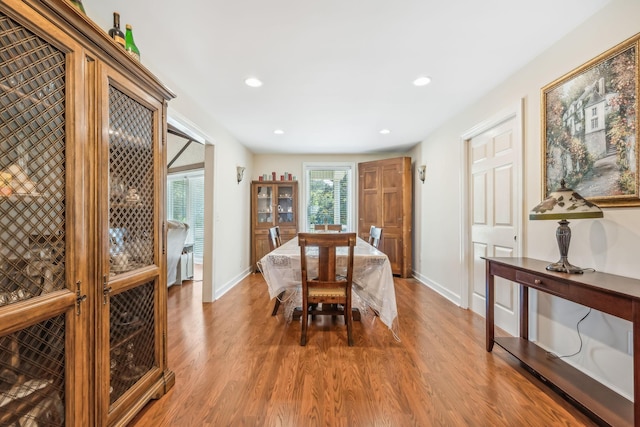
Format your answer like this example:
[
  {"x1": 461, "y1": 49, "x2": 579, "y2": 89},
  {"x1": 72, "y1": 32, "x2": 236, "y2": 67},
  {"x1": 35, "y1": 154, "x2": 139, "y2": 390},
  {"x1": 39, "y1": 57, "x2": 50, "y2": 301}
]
[
  {"x1": 418, "y1": 165, "x2": 426, "y2": 183},
  {"x1": 236, "y1": 166, "x2": 245, "y2": 184}
]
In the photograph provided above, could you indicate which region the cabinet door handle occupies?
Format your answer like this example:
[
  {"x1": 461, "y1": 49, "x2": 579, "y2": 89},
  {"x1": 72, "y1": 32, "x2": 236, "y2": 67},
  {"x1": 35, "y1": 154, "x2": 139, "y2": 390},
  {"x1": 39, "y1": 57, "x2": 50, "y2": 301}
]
[
  {"x1": 75, "y1": 281, "x2": 87, "y2": 315},
  {"x1": 534, "y1": 279, "x2": 542, "y2": 285}
]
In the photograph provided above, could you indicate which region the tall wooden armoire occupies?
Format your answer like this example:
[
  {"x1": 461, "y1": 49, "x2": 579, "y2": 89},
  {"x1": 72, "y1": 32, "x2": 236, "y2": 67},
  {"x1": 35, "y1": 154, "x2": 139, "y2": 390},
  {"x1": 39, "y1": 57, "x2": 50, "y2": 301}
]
[
  {"x1": 358, "y1": 157, "x2": 412, "y2": 277},
  {"x1": 0, "y1": 1, "x2": 175, "y2": 425}
]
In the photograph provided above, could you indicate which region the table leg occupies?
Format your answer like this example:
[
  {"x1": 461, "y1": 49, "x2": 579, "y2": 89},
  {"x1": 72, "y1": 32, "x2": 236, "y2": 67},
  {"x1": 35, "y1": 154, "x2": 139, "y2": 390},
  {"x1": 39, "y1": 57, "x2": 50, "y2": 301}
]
[
  {"x1": 520, "y1": 285, "x2": 529, "y2": 340},
  {"x1": 486, "y1": 261, "x2": 495, "y2": 352}
]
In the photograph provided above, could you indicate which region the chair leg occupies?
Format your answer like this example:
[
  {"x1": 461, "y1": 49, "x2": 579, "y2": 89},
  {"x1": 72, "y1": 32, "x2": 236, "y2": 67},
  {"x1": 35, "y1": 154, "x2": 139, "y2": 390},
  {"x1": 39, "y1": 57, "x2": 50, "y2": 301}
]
[
  {"x1": 345, "y1": 301, "x2": 354, "y2": 346},
  {"x1": 271, "y1": 291, "x2": 285, "y2": 316},
  {"x1": 300, "y1": 304, "x2": 308, "y2": 346}
]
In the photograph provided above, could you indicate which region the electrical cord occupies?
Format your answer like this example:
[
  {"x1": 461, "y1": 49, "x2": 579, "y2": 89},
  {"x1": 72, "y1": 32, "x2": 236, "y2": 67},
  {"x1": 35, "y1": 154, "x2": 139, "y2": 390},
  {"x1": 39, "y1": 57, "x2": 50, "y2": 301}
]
[{"x1": 546, "y1": 308, "x2": 592, "y2": 359}]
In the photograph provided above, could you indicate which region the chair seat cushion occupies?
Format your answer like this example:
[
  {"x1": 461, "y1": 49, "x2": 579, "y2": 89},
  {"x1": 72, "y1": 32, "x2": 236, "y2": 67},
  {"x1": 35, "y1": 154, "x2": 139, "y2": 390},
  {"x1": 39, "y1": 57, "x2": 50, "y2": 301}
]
[{"x1": 308, "y1": 287, "x2": 346, "y2": 297}]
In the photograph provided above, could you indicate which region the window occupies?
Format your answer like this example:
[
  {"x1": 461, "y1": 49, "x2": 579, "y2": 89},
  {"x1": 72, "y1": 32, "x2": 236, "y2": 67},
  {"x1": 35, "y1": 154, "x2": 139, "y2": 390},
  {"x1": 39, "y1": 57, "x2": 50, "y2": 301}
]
[
  {"x1": 167, "y1": 171, "x2": 204, "y2": 263},
  {"x1": 591, "y1": 117, "x2": 599, "y2": 130},
  {"x1": 592, "y1": 107, "x2": 598, "y2": 116},
  {"x1": 302, "y1": 162, "x2": 355, "y2": 232}
]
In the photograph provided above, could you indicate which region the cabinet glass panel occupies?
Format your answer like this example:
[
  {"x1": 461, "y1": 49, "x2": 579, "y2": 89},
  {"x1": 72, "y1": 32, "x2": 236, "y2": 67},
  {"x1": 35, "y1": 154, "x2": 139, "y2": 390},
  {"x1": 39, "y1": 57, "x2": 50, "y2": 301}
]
[
  {"x1": 0, "y1": 13, "x2": 67, "y2": 306},
  {"x1": 256, "y1": 184, "x2": 272, "y2": 224},
  {"x1": 277, "y1": 185, "x2": 294, "y2": 224},
  {"x1": 109, "y1": 281, "x2": 156, "y2": 404},
  {"x1": 0, "y1": 314, "x2": 66, "y2": 426},
  {"x1": 108, "y1": 86, "x2": 154, "y2": 275}
]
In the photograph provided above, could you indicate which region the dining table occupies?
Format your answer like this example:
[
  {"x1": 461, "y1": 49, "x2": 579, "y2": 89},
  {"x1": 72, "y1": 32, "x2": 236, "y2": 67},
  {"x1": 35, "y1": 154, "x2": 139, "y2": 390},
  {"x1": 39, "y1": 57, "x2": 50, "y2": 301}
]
[{"x1": 258, "y1": 235, "x2": 399, "y2": 340}]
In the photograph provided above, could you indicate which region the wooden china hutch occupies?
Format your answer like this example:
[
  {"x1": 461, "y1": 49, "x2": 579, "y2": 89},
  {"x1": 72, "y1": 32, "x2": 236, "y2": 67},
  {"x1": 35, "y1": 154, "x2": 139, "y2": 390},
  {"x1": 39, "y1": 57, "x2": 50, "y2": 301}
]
[
  {"x1": 0, "y1": 0, "x2": 175, "y2": 425},
  {"x1": 250, "y1": 180, "x2": 298, "y2": 271}
]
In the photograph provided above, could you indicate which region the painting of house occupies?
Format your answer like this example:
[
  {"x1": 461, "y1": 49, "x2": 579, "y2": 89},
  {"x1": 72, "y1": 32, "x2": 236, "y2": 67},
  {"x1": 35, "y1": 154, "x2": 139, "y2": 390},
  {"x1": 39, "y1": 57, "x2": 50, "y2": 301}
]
[{"x1": 545, "y1": 45, "x2": 637, "y2": 199}]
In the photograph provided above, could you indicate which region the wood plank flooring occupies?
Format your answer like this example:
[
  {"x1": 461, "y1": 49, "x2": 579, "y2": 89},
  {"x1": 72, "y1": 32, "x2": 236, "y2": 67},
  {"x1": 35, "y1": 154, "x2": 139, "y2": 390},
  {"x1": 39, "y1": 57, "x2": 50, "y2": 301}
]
[{"x1": 130, "y1": 270, "x2": 598, "y2": 426}]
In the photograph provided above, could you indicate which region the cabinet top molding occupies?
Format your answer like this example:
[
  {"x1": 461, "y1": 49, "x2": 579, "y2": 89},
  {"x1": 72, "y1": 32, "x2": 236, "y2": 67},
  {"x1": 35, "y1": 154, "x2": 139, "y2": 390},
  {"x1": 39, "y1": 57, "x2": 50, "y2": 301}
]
[{"x1": 15, "y1": 0, "x2": 175, "y2": 100}]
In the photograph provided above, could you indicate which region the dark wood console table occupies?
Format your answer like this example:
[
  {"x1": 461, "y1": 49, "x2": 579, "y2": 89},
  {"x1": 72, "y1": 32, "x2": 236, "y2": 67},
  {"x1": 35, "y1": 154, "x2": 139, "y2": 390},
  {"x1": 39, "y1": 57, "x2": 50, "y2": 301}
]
[{"x1": 485, "y1": 257, "x2": 640, "y2": 427}]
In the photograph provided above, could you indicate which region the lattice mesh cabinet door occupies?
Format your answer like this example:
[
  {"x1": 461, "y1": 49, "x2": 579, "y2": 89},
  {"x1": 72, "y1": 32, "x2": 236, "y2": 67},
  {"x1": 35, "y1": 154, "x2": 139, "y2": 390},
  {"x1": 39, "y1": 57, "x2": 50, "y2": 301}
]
[
  {"x1": 0, "y1": 14, "x2": 67, "y2": 303},
  {"x1": 109, "y1": 282, "x2": 156, "y2": 404},
  {"x1": 108, "y1": 85, "x2": 155, "y2": 276},
  {"x1": 0, "y1": 315, "x2": 66, "y2": 426}
]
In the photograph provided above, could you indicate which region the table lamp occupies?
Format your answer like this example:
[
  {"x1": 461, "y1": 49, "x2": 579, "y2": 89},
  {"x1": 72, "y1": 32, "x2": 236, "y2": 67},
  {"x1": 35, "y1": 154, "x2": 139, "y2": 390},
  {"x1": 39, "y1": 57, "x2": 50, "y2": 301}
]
[{"x1": 529, "y1": 179, "x2": 603, "y2": 274}]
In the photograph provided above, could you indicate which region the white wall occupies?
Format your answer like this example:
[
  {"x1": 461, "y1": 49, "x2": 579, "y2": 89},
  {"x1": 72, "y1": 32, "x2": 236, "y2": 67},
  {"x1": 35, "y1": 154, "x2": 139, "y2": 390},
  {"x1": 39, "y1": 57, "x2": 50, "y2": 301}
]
[
  {"x1": 165, "y1": 107, "x2": 253, "y2": 302},
  {"x1": 410, "y1": 0, "x2": 640, "y2": 399}
]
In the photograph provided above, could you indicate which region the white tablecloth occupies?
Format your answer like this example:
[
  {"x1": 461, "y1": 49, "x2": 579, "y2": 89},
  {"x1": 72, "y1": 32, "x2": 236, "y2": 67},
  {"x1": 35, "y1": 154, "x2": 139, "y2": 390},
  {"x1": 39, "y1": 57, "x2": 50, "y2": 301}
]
[{"x1": 259, "y1": 236, "x2": 399, "y2": 340}]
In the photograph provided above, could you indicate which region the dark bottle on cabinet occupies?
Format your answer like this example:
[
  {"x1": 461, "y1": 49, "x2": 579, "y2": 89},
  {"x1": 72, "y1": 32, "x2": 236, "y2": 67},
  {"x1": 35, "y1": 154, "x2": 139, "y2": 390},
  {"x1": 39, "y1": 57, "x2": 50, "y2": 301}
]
[
  {"x1": 125, "y1": 24, "x2": 140, "y2": 62},
  {"x1": 109, "y1": 12, "x2": 126, "y2": 48}
]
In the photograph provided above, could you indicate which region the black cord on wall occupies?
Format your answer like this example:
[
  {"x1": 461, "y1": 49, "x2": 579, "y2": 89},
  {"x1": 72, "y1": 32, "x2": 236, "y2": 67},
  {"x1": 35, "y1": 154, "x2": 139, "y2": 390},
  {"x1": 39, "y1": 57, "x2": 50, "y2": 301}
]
[{"x1": 546, "y1": 308, "x2": 592, "y2": 359}]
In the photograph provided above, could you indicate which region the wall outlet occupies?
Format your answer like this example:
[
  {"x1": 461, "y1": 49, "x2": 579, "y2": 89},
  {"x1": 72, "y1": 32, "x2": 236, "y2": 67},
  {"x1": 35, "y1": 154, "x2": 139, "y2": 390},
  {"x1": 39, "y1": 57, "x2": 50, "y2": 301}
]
[{"x1": 628, "y1": 331, "x2": 634, "y2": 356}]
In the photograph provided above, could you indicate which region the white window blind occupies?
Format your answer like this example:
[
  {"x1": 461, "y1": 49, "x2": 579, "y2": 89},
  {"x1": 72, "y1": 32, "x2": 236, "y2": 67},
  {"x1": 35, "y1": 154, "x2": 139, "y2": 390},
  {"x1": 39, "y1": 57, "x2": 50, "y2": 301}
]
[{"x1": 167, "y1": 171, "x2": 204, "y2": 263}]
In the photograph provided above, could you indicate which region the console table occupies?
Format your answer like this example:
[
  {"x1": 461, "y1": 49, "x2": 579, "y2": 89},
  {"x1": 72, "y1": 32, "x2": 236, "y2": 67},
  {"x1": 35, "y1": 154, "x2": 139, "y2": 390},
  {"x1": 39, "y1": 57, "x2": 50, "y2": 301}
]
[{"x1": 485, "y1": 257, "x2": 640, "y2": 427}]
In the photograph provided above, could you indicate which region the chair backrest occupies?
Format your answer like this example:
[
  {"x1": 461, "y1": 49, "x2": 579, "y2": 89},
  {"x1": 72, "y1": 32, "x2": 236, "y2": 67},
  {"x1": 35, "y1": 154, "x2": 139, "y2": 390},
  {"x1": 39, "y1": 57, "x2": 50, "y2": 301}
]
[
  {"x1": 268, "y1": 226, "x2": 282, "y2": 251},
  {"x1": 315, "y1": 224, "x2": 342, "y2": 232},
  {"x1": 298, "y1": 232, "x2": 356, "y2": 289},
  {"x1": 368, "y1": 226, "x2": 383, "y2": 249}
]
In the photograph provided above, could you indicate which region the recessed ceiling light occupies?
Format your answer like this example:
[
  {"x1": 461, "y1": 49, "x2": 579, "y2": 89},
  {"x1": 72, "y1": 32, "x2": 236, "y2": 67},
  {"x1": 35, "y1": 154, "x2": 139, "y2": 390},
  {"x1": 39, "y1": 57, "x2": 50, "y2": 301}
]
[
  {"x1": 379, "y1": 129, "x2": 391, "y2": 135},
  {"x1": 413, "y1": 76, "x2": 431, "y2": 87},
  {"x1": 244, "y1": 77, "x2": 263, "y2": 88},
  {"x1": 274, "y1": 129, "x2": 284, "y2": 135}
]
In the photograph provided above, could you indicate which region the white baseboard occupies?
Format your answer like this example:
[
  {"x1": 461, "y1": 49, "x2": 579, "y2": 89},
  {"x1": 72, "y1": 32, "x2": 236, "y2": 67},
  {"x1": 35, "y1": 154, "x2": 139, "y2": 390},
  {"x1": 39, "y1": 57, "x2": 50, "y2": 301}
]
[
  {"x1": 411, "y1": 271, "x2": 462, "y2": 307},
  {"x1": 214, "y1": 267, "x2": 253, "y2": 300}
]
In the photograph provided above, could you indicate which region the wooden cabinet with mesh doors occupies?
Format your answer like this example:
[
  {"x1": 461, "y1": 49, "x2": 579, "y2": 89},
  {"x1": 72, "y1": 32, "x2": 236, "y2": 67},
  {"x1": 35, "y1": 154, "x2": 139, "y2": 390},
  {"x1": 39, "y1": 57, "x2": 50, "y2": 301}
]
[{"x1": 0, "y1": 0, "x2": 175, "y2": 425}]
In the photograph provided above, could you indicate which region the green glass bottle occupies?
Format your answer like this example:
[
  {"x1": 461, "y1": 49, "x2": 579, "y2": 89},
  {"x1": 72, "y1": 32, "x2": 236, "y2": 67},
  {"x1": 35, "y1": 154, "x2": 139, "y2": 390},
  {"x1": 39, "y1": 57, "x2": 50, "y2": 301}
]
[
  {"x1": 69, "y1": 0, "x2": 86, "y2": 14},
  {"x1": 125, "y1": 24, "x2": 140, "y2": 62}
]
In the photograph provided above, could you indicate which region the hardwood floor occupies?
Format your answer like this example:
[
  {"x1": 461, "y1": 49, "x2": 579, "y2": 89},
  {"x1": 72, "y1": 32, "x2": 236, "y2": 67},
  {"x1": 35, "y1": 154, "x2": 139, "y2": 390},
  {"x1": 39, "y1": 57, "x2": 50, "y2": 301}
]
[{"x1": 130, "y1": 270, "x2": 597, "y2": 426}]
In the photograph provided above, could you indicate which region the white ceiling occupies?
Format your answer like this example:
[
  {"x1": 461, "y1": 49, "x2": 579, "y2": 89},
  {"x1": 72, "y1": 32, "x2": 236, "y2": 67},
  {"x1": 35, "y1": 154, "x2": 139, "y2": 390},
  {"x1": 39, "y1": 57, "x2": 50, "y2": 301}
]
[{"x1": 87, "y1": 0, "x2": 611, "y2": 154}]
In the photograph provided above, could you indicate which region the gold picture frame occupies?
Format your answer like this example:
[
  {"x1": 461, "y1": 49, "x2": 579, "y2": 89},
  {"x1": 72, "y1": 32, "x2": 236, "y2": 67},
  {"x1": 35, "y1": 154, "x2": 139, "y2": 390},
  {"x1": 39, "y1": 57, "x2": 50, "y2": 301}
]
[{"x1": 542, "y1": 33, "x2": 640, "y2": 207}]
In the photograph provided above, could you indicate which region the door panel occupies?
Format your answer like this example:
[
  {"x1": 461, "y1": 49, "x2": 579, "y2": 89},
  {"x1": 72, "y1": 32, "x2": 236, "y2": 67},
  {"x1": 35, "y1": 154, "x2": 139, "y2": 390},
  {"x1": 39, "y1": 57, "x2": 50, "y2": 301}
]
[{"x1": 469, "y1": 117, "x2": 519, "y2": 336}]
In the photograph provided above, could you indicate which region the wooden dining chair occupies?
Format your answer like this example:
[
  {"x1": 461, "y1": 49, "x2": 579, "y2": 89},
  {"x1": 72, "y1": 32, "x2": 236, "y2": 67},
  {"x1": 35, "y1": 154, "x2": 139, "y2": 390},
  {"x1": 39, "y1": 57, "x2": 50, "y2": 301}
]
[
  {"x1": 368, "y1": 225, "x2": 383, "y2": 249},
  {"x1": 268, "y1": 226, "x2": 281, "y2": 251},
  {"x1": 315, "y1": 224, "x2": 342, "y2": 232},
  {"x1": 298, "y1": 232, "x2": 357, "y2": 346},
  {"x1": 268, "y1": 226, "x2": 284, "y2": 315}
]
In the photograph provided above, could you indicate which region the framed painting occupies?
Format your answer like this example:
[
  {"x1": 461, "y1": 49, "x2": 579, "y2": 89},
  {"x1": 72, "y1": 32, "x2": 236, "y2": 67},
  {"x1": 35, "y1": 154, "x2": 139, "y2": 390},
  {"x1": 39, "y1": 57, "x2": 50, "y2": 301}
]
[{"x1": 542, "y1": 33, "x2": 640, "y2": 207}]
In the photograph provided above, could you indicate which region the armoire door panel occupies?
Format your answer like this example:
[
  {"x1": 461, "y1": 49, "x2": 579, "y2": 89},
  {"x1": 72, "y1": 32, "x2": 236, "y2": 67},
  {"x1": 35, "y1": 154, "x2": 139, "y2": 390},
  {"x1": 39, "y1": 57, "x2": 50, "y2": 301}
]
[
  {"x1": 0, "y1": 4, "x2": 90, "y2": 425},
  {"x1": 362, "y1": 192, "x2": 379, "y2": 224},
  {"x1": 361, "y1": 168, "x2": 379, "y2": 191},
  {"x1": 96, "y1": 61, "x2": 172, "y2": 426},
  {"x1": 382, "y1": 193, "x2": 402, "y2": 227}
]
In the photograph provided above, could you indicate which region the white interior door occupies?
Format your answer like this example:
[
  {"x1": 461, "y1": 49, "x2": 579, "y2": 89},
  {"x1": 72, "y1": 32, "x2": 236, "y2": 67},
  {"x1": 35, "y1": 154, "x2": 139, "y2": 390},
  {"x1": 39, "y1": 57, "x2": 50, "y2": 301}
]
[{"x1": 467, "y1": 112, "x2": 521, "y2": 336}]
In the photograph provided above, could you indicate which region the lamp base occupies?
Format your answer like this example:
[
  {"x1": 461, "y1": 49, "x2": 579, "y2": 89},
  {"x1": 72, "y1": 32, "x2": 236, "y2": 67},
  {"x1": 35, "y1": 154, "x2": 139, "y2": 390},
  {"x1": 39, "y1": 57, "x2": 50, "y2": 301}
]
[
  {"x1": 546, "y1": 258, "x2": 584, "y2": 274},
  {"x1": 546, "y1": 219, "x2": 584, "y2": 274}
]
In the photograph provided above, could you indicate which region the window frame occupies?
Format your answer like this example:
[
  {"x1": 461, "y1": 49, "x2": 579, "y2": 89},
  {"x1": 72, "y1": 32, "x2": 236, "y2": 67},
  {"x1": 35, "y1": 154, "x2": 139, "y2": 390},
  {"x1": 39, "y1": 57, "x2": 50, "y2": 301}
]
[{"x1": 301, "y1": 162, "x2": 356, "y2": 232}]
